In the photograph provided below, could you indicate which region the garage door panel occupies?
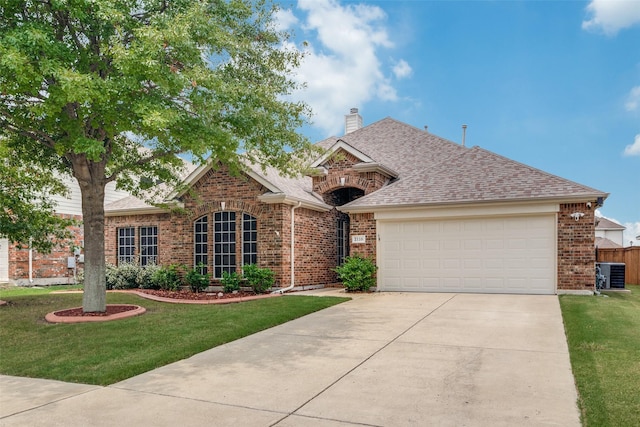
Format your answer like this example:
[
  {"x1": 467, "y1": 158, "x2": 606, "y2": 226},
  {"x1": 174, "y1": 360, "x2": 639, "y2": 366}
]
[{"x1": 378, "y1": 215, "x2": 555, "y2": 295}]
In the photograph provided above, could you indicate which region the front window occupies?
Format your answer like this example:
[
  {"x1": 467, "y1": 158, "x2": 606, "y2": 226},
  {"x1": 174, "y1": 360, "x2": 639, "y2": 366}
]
[
  {"x1": 214, "y1": 211, "x2": 236, "y2": 278},
  {"x1": 194, "y1": 216, "x2": 208, "y2": 274},
  {"x1": 243, "y1": 214, "x2": 258, "y2": 266},
  {"x1": 337, "y1": 218, "x2": 349, "y2": 265},
  {"x1": 118, "y1": 227, "x2": 135, "y2": 264},
  {"x1": 139, "y1": 226, "x2": 158, "y2": 266}
]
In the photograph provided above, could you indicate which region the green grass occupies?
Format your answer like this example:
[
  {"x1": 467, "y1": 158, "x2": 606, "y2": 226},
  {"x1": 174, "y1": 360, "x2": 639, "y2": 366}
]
[
  {"x1": 0, "y1": 284, "x2": 83, "y2": 297},
  {"x1": 0, "y1": 292, "x2": 349, "y2": 385},
  {"x1": 560, "y1": 285, "x2": 640, "y2": 427}
]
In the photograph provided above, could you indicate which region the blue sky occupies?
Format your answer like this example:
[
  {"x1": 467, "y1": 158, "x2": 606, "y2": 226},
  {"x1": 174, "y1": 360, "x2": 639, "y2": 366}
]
[{"x1": 275, "y1": 0, "x2": 640, "y2": 246}]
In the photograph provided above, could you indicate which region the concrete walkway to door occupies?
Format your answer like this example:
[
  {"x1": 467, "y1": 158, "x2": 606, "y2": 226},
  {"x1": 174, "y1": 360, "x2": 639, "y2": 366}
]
[{"x1": 0, "y1": 291, "x2": 580, "y2": 426}]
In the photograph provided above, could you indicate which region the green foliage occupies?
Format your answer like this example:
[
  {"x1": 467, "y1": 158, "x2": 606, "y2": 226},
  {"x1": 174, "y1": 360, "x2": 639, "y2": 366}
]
[
  {"x1": 0, "y1": 143, "x2": 75, "y2": 253},
  {"x1": 151, "y1": 264, "x2": 182, "y2": 291},
  {"x1": 105, "y1": 262, "x2": 140, "y2": 290},
  {"x1": 137, "y1": 263, "x2": 160, "y2": 289},
  {"x1": 220, "y1": 270, "x2": 241, "y2": 294},
  {"x1": 243, "y1": 264, "x2": 274, "y2": 294},
  {"x1": 334, "y1": 255, "x2": 378, "y2": 292},
  {"x1": 184, "y1": 264, "x2": 210, "y2": 293}
]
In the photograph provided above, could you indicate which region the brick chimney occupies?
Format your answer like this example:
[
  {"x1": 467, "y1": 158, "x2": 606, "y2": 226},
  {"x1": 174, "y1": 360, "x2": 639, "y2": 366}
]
[{"x1": 344, "y1": 108, "x2": 363, "y2": 134}]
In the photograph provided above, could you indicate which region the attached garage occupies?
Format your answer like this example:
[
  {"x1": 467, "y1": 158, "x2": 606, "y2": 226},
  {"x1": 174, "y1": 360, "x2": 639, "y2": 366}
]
[{"x1": 377, "y1": 214, "x2": 556, "y2": 295}]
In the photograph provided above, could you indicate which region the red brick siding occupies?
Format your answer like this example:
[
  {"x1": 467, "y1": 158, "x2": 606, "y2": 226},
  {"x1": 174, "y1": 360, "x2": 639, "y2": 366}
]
[
  {"x1": 8, "y1": 214, "x2": 83, "y2": 282},
  {"x1": 293, "y1": 207, "x2": 340, "y2": 286},
  {"x1": 557, "y1": 203, "x2": 596, "y2": 291},
  {"x1": 349, "y1": 213, "x2": 377, "y2": 260}
]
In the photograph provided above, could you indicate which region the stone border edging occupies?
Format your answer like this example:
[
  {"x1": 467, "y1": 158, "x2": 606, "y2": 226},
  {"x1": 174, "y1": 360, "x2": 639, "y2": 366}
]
[{"x1": 45, "y1": 305, "x2": 146, "y2": 324}]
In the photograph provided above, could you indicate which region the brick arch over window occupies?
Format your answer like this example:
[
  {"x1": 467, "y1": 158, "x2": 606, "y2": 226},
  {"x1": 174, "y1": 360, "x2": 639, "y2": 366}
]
[
  {"x1": 191, "y1": 200, "x2": 262, "y2": 220},
  {"x1": 315, "y1": 176, "x2": 370, "y2": 195}
]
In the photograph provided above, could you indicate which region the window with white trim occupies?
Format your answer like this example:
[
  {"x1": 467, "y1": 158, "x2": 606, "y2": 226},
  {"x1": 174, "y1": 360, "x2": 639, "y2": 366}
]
[{"x1": 139, "y1": 226, "x2": 158, "y2": 266}]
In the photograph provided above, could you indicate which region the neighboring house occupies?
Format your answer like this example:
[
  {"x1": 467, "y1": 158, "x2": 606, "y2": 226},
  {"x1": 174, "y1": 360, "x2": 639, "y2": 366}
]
[
  {"x1": 104, "y1": 109, "x2": 608, "y2": 295},
  {"x1": 595, "y1": 216, "x2": 625, "y2": 248},
  {"x1": 3, "y1": 177, "x2": 130, "y2": 285}
]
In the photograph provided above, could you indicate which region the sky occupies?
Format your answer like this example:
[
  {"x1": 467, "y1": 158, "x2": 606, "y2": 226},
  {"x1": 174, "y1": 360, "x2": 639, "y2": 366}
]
[{"x1": 274, "y1": 0, "x2": 640, "y2": 246}]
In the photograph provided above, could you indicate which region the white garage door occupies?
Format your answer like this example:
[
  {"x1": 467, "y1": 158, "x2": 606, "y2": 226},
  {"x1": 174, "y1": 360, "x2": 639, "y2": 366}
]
[{"x1": 378, "y1": 215, "x2": 556, "y2": 294}]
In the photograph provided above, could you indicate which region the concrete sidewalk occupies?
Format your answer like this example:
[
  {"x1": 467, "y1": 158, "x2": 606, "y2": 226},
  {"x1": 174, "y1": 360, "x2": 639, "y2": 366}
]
[{"x1": 0, "y1": 291, "x2": 580, "y2": 426}]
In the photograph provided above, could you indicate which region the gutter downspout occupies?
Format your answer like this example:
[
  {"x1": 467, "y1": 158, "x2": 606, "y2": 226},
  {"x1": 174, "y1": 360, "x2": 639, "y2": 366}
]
[
  {"x1": 28, "y1": 237, "x2": 33, "y2": 284},
  {"x1": 272, "y1": 201, "x2": 301, "y2": 294}
]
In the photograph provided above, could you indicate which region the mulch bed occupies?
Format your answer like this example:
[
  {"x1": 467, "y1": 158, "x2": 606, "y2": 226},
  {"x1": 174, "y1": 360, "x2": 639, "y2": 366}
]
[
  {"x1": 135, "y1": 289, "x2": 260, "y2": 300},
  {"x1": 53, "y1": 305, "x2": 138, "y2": 317}
]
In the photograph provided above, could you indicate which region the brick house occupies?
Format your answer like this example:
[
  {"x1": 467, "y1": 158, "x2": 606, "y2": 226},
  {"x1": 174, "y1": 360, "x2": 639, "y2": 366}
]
[{"x1": 102, "y1": 109, "x2": 608, "y2": 295}]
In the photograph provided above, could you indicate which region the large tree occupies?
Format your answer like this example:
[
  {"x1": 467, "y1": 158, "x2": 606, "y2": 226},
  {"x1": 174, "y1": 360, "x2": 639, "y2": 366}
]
[{"x1": 0, "y1": 0, "x2": 312, "y2": 312}]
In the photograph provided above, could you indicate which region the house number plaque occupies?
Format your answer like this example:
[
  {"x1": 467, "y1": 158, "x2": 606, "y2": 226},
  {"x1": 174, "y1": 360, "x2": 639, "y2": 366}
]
[{"x1": 351, "y1": 235, "x2": 366, "y2": 244}]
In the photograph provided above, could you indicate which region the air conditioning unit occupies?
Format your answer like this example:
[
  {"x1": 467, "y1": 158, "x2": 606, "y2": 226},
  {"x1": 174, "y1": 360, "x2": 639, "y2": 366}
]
[{"x1": 596, "y1": 262, "x2": 625, "y2": 289}]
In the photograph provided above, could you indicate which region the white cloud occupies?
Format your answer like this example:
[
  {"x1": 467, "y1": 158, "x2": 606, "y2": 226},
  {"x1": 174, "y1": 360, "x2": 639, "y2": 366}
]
[
  {"x1": 392, "y1": 59, "x2": 412, "y2": 79},
  {"x1": 623, "y1": 134, "x2": 640, "y2": 156},
  {"x1": 625, "y1": 86, "x2": 640, "y2": 111},
  {"x1": 582, "y1": 0, "x2": 640, "y2": 35},
  {"x1": 273, "y1": 8, "x2": 299, "y2": 32},
  {"x1": 286, "y1": 0, "x2": 407, "y2": 136},
  {"x1": 623, "y1": 221, "x2": 640, "y2": 247}
]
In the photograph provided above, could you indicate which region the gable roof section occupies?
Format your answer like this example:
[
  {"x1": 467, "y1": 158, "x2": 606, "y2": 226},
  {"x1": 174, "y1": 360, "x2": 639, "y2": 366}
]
[
  {"x1": 595, "y1": 217, "x2": 625, "y2": 230},
  {"x1": 106, "y1": 158, "x2": 331, "y2": 215},
  {"x1": 341, "y1": 146, "x2": 608, "y2": 211},
  {"x1": 331, "y1": 117, "x2": 468, "y2": 177},
  {"x1": 310, "y1": 140, "x2": 374, "y2": 167}
]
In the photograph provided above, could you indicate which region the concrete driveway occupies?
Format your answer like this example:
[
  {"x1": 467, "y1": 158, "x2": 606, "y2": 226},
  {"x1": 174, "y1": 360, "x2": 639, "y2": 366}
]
[{"x1": 0, "y1": 291, "x2": 580, "y2": 426}]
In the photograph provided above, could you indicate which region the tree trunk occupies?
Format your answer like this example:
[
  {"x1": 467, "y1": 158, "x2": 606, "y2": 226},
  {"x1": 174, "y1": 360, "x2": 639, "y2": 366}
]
[{"x1": 77, "y1": 170, "x2": 108, "y2": 313}]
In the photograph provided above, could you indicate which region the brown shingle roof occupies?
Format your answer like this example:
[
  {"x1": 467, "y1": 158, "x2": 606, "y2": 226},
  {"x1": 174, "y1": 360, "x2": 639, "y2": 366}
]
[
  {"x1": 595, "y1": 217, "x2": 625, "y2": 230},
  {"x1": 319, "y1": 117, "x2": 467, "y2": 176},
  {"x1": 342, "y1": 145, "x2": 607, "y2": 209},
  {"x1": 595, "y1": 237, "x2": 623, "y2": 248}
]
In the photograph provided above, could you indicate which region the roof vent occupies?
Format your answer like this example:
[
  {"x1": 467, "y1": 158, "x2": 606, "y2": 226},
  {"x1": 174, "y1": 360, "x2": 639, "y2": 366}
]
[
  {"x1": 461, "y1": 124, "x2": 467, "y2": 147},
  {"x1": 345, "y1": 108, "x2": 363, "y2": 134}
]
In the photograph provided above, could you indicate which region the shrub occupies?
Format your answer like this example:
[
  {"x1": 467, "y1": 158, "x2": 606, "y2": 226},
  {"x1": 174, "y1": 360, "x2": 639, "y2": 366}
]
[
  {"x1": 334, "y1": 255, "x2": 377, "y2": 292},
  {"x1": 106, "y1": 262, "x2": 141, "y2": 290},
  {"x1": 243, "y1": 264, "x2": 274, "y2": 294},
  {"x1": 185, "y1": 264, "x2": 210, "y2": 293},
  {"x1": 137, "y1": 263, "x2": 160, "y2": 289},
  {"x1": 151, "y1": 264, "x2": 182, "y2": 291},
  {"x1": 220, "y1": 270, "x2": 241, "y2": 293}
]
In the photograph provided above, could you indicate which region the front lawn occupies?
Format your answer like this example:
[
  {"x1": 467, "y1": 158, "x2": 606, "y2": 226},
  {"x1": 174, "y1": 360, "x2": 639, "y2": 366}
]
[
  {"x1": 0, "y1": 291, "x2": 349, "y2": 385},
  {"x1": 560, "y1": 285, "x2": 640, "y2": 427}
]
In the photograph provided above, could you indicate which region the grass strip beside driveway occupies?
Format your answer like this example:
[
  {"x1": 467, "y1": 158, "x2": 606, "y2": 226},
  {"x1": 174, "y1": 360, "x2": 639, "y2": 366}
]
[
  {"x1": 0, "y1": 292, "x2": 349, "y2": 386},
  {"x1": 560, "y1": 285, "x2": 640, "y2": 427}
]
